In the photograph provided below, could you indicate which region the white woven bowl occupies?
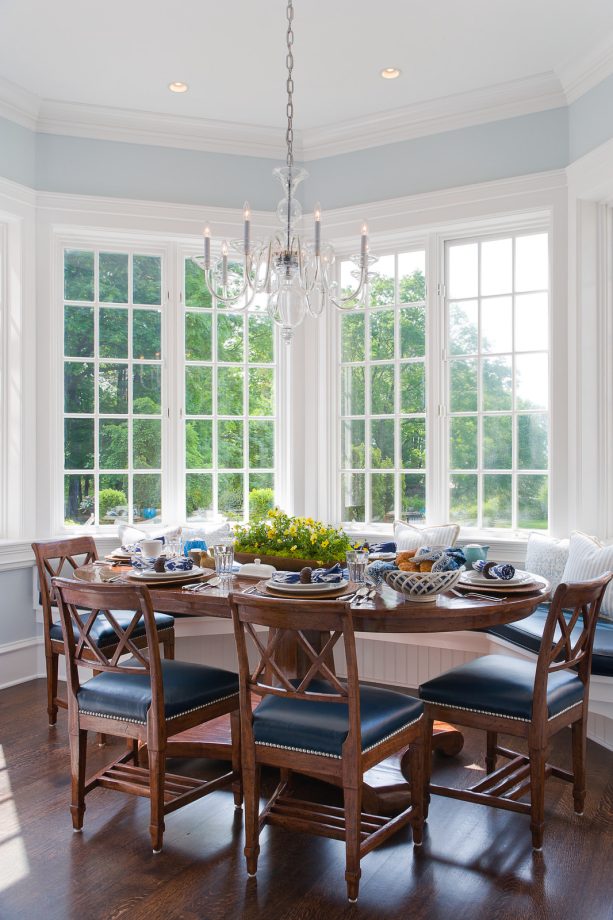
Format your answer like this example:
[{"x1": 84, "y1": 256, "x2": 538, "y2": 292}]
[{"x1": 384, "y1": 568, "x2": 463, "y2": 603}]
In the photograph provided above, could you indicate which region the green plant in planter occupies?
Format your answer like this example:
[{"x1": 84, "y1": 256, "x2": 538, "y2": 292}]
[{"x1": 233, "y1": 508, "x2": 353, "y2": 565}]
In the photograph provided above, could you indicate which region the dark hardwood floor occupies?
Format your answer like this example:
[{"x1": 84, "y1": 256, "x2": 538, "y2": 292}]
[{"x1": 1, "y1": 679, "x2": 613, "y2": 920}]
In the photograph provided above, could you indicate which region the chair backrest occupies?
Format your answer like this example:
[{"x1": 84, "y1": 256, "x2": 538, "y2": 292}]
[
  {"x1": 533, "y1": 573, "x2": 613, "y2": 718},
  {"x1": 51, "y1": 577, "x2": 163, "y2": 729},
  {"x1": 32, "y1": 537, "x2": 98, "y2": 636},
  {"x1": 229, "y1": 592, "x2": 361, "y2": 758}
]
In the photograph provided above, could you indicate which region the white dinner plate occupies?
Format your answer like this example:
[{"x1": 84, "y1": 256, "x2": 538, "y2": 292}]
[
  {"x1": 128, "y1": 565, "x2": 204, "y2": 581},
  {"x1": 266, "y1": 578, "x2": 349, "y2": 595},
  {"x1": 369, "y1": 552, "x2": 396, "y2": 561},
  {"x1": 459, "y1": 568, "x2": 534, "y2": 588}
]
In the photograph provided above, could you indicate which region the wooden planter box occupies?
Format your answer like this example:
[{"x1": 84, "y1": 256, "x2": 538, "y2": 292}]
[{"x1": 234, "y1": 552, "x2": 342, "y2": 572}]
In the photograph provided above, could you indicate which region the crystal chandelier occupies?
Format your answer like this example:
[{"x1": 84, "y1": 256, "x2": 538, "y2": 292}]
[{"x1": 194, "y1": 0, "x2": 374, "y2": 343}]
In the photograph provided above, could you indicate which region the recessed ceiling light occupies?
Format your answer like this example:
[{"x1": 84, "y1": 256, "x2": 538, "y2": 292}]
[
  {"x1": 168, "y1": 81, "x2": 188, "y2": 93},
  {"x1": 380, "y1": 67, "x2": 401, "y2": 80}
]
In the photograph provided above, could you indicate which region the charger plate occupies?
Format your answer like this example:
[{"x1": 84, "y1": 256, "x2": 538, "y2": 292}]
[{"x1": 258, "y1": 579, "x2": 354, "y2": 599}]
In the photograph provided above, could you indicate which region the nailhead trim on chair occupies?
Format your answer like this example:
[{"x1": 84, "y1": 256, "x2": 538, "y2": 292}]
[
  {"x1": 419, "y1": 697, "x2": 582, "y2": 723},
  {"x1": 79, "y1": 690, "x2": 239, "y2": 725},
  {"x1": 254, "y1": 715, "x2": 423, "y2": 759}
]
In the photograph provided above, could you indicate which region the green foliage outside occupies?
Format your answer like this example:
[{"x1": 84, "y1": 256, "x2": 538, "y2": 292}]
[
  {"x1": 234, "y1": 508, "x2": 353, "y2": 564},
  {"x1": 99, "y1": 488, "x2": 127, "y2": 520},
  {"x1": 249, "y1": 488, "x2": 275, "y2": 522}
]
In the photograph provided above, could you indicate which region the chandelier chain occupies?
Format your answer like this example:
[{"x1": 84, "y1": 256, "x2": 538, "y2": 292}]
[{"x1": 285, "y1": 0, "x2": 294, "y2": 170}]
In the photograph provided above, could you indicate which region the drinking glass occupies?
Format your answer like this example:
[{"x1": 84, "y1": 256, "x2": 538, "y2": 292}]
[
  {"x1": 165, "y1": 536, "x2": 182, "y2": 558},
  {"x1": 346, "y1": 550, "x2": 369, "y2": 583},
  {"x1": 213, "y1": 543, "x2": 234, "y2": 579}
]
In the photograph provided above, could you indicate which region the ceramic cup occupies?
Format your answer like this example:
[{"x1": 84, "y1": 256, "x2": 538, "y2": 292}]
[
  {"x1": 462, "y1": 543, "x2": 490, "y2": 567},
  {"x1": 141, "y1": 539, "x2": 163, "y2": 558}
]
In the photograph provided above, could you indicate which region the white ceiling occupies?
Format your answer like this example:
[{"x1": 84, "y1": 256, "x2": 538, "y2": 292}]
[{"x1": 0, "y1": 0, "x2": 612, "y2": 135}]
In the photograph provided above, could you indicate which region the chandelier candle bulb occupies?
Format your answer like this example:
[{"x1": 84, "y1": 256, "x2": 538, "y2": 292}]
[
  {"x1": 314, "y1": 203, "x2": 321, "y2": 256},
  {"x1": 243, "y1": 201, "x2": 251, "y2": 253},
  {"x1": 361, "y1": 223, "x2": 368, "y2": 261},
  {"x1": 221, "y1": 240, "x2": 229, "y2": 288},
  {"x1": 203, "y1": 226, "x2": 211, "y2": 269}
]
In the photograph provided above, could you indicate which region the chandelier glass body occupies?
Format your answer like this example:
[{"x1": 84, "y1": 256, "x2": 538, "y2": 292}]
[{"x1": 193, "y1": 0, "x2": 374, "y2": 343}]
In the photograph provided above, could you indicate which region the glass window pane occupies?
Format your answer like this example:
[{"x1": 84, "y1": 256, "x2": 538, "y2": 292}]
[
  {"x1": 371, "y1": 418, "x2": 394, "y2": 468},
  {"x1": 400, "y1": 363, "x2": 425, "y2": 414},
  {"x1": 481, "y1": 296, "x2": 512, "y2": 354},
  {"x1": 248, "y1": 314, "x2": 274, "y2": 363},
  {"x1": 401, "y1": 419, "x2": 425, "y2": 469},
  {"x1": 515, "y1": 233, "x2": 548, "y2": 292},
  {"x1": 64, "y1": 306, "x2": 94, "y2": 357},
  {"x1": 370, "y1": 254, "x2": 395, "y2": 306},
  {"x1": 249, "y1": 474, "x2": 274, "y2": 521},
  {"x1": 341, "y1": 419, "x2": 365, "y2": 469},
  {"x1": 133, "y1": 310, "x2": 161, "y2": 360},
  {"x1": 64, "y1": 250, "x2": 94, "y2": 302},
  {"x1": 516, "y1": 354, "x2": 548, "y2": 410},
  {"x1": 448, "y1": 243, "x2": 478, "y2": 300},
  {"x1": 482, "y1": 356, "x2": 512, "y2": 411},
  {"x1": 133, "y1": 365, "x2": 161, "y2": 413},
  {"x1": 218, "y1": 420, "x2": 243, "y2": 468},
  {"x1": 400, "y1": 306, "x2": 425, "y2": 358},
  {"x1": 481, "y1": 238, "x2": 512, "y2": 296},
  {"x1": 401, "y1": 474, "x2": 426, "y2": 523},
  {"x1": 217, "y1": 314, "x2": 244, "y2": 362},
  {"x1": 515, "y1": 293, "x2": 548, "y2": 351},
  {"x1": 449, "y1": 474, "x2": 478, "y2": 526},
  {"x1": 371, "y1": 473, "x2": 395, "y2": 522},
  {"x1": 64, "y1": 418, "x2": 94, "y2": 469},
  {"x1": 99, "y1": 364, "x2": 129, "y2": 414},
  {"x1": 449, "y1": 301, "x2": 477, "y2": 356},
  {"x1": 64, "y1": 474, "x2": 95, "y2": 525},
  {"x1": 341, "y1": 366, "x2": 365, "y2": 416},
  {"x1": 186, "y1": 419, "x2": 212, "y2": 469},
  {"x1": 217, "y1": 366, "x2": 244, "y2": 416},
  {"x1": 218, "y1": 472, "x2": 244, "y2": 519},
  {"x1": 339, "y1": 261, "x2": 360, "y2": 309},
  {"x1": 483, "y1": 415, "x2": 512, "y2": 469},
  {"x1": 186, "y1": 366, "x2": 212, "y2": 415},
  {"x1": 518, "y1": 474, "x2": 548, "y2": 529},
  {"x1": 370, "y1": 365, "x2": 394, "y2": 414},
  {"x1": 133, "y1": 255, "x2": 161, "y2": 305},
  {"x1": 133, "y1": 418, "x2": 161, "y2": 469},
  {"x1": 483, "y1": 474, "x2": 512, "y2": 528},
  {"x1": 249, "y1": 420, "x2": 274, "y2": 468},
  {"x1": 99, "y1": 308, "x2": 128, "y2": 358},
  {"x1": 398, "y1": 251, "x2": 426, "y2": 302},
  {"x1": 99, "y1": 474, "x2": 129, "y2": 523},
  {"x1": 186, "y1": 473, "x2": 213, "y2": 519},
  {"x1": 370, "y1": 311, "x2": 394, "y2": 360},
  {"x1": 64, "y1": 362, "x2": 94, "y2": 413},
  {"x1": 185, "y1": 258, "x2": 212, "y2": 307},
  {"x1": 518, "y1": 414, "x2": 548, "y2": 469},
  {"x1": 99, "y1": 252, "x2": 128, "y2": 303},
  {"x1": 99, "y1": 419, "x2": 128, "y2": 469},
  {"x1": 449, "y1": 359, "x2": 477, "y2": 412},
  {"x1": 450, "y1": 417, "x2": 477, "y2": 469},
  {"x1": 341, "y1": 472, "x2": 365, "y2": 522},
  {"x1": 133, "y1": 474, "x2": 161, "y2": 523},
  {"x1": 249, "y1": 367, "x2": 274, "y2": 416},
  {"x1": 341, "y1": 313, "x2": 365, "y2": 363},
  {"x1": 185, "y1": 312, "x2": 212, "y2": 361}
]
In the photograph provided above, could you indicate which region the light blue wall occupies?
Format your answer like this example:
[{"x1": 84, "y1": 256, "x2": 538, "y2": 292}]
[
  {"x1": 569, "y1": 72, "x2": 613, "y2": 163},
  {"x1": 0, "y1": 568, "x2": 38, "y2": 643},
  {"x1": 0, "y1": 116, "x2": 36, "y2": 188}
]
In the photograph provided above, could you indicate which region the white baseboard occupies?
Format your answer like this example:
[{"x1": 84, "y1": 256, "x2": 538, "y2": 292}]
[{"x1": 0, "y1": 635, "x2": 45, "y2": 689}]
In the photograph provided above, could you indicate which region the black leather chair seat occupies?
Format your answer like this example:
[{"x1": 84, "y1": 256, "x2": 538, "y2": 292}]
[
  {"x1": 253, "y1": 679, "x2": 423, "y2": 758},
  {"x1": 77, "y1": 660, "x2": 239, "y2": 724},
  {"x1": 484, "y1": 603, "x2": 613, "y2": 677},
  {"x1": 419, "y1": 654, "x2": 583, "y2": 722},
  {"x1": 49, "y1": 611, "x2": 175, "y2": 648}
]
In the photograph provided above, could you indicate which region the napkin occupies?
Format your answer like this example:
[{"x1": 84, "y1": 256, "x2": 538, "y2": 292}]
[
  {"x1": 368, "y1": 541, "x2": 397, "y2": 554},
  {"x1": 473, "y1": 561, "x2": 516, "y2": 580},
  {"x1": 165, "y1": 557, "x2": 194, "y2": 572},
  {"x1": 272, "y1": 563, "x2": 344, "y2": 585}
]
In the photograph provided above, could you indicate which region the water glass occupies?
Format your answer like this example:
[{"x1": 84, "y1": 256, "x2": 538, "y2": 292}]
[
  {"x1": 213, "y1": 543, "x2": 234, "y2": 579},
  {"x1": 346, "y1": 550, "x2": 369, "y2": 584},
  {"x1": 165, "y1": 536, "x2": 182, "y2": 558}
]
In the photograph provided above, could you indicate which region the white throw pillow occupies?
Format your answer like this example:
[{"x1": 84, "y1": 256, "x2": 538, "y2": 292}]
[
  {"x1": 118, "y1": 521, "x2": 232, "y2": 548},
  {"x1": 393, "y1": 521, "x2": 460, "y2": 551},
  {"x1": 118, "y1": 522, "x2": 181, "y2": 546},
  {"x1": 561, "y1": 531, "x2": 613, "y2": 620},
  {"x1": 525, "y1": 534, "x2": 569, "y2": 594}
]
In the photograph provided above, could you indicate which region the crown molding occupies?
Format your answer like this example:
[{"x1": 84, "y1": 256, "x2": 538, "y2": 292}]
[
  {"x1": 0, "y1": 76, "x2": 39, "y2": 131},
  {"x1": 557, "y1": 31, "x2": 613, "y2": 104}
]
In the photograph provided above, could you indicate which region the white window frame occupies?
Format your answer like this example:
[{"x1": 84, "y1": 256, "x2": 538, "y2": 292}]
[{"x1": 0, "y1": 221, "x2": 7, "y2": 536}]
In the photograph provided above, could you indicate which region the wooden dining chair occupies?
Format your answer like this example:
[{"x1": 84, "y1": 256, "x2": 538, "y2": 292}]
[
  {"x1": 229, "y1": 591, "x2": 425, "y2": 903},
  {"x1": 418, "y1": 573, "x2": 613, "y2": 850},
  {"x1": 52, "y1": 576, "x2": 242, "y2": 853},
  {"x1": 32, "y1": 537, "x2": 175, "y2": 728}
]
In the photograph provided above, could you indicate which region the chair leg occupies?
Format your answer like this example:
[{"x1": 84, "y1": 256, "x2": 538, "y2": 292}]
[
  {"x1": 408, "y1": 735, "x2": 424, "y2": 846},
  {"x1": 422, "y1": 713, "x2": 435, "y2": 820},
  {"x1": 129, "y1": 738, "x2": 140, "y2": 767},
  {"x1": 47, "y1": 652, "x2": 59, "y2": 726},
  {"x1": 486, "y1": 731, "x2": 498, "y2": 774},
  {"x1": 92, "y1": 669, "x2": 107, "y2": 746},
  {"x1": 243, "y1": 763, "x2": 261, "y2": 876},
  {"x1": 162, "y1": 634, "x2": 175, "y2": 660},
  {"x1": 149, "y1": 748, "x2": 166, "y2": 853},
  {"x1": 529, "y1": 746, "x2": 547, "y2": 850},
  {"x1": 69, "y1": 728, "x2": 88, "y2": 831},
  {"x1": 344, "y1": 784, "x2": 362, "y2": 902},
  {"x1": 230, "y1": 710, "x2": 243, "y2": 809},
  {"x1": 571, "y1": 718, "x2": 587, "y2": 815}
]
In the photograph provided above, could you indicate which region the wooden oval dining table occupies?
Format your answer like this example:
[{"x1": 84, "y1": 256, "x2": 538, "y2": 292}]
[{"x1": 74, "y1": 564, "x2": 550, "y2": 814}]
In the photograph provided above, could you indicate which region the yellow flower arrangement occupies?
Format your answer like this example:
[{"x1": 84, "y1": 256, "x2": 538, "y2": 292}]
[{"x1": 233, "y1": 508, "x2": 352, "y2": 565}]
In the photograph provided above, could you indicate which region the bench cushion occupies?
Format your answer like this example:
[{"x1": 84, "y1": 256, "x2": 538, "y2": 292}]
[
  {"x1": 253, "y1": 679, "x2": 423, "y2": 759},
  {"x1": 77, "y1": 659, "x2": 239, "y2": 724},
  {"x1": 484, "y1": 604, "x2": 613, "y2": 677},
  {"x1": 419, "y1": 654, "x2": 583, "y2": 722},
  {"x1": 49, "y1": 611, "x2": 175, "y2": 648}
]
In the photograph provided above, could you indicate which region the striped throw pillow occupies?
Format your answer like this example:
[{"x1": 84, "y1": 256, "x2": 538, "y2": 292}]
[
  {"x1": 561, "y1": 532, "x2": 613, "y2": 621},
  {"x1": 393, "y1": 521, "x2": 460, "y2": 552}
]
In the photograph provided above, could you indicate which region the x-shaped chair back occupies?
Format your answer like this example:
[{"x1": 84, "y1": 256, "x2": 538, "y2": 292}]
[{"x1": 32, "y1": 538, "x2": 98, "y2": 637}]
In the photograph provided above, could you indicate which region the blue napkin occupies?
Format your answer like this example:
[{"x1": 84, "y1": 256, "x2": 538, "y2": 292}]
[
  {"x1": 473, "y1": 561, "x2": 516, "y2": 580},
  {"x1": 272, "y1": 563, "x2": 344, "y2": 585},
  {"x1": 368, "y1": 541, "x2": 397, "y2": 554},
  {"x1": 165, "y1": 557, "x2": 194, "y2": 572}
]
